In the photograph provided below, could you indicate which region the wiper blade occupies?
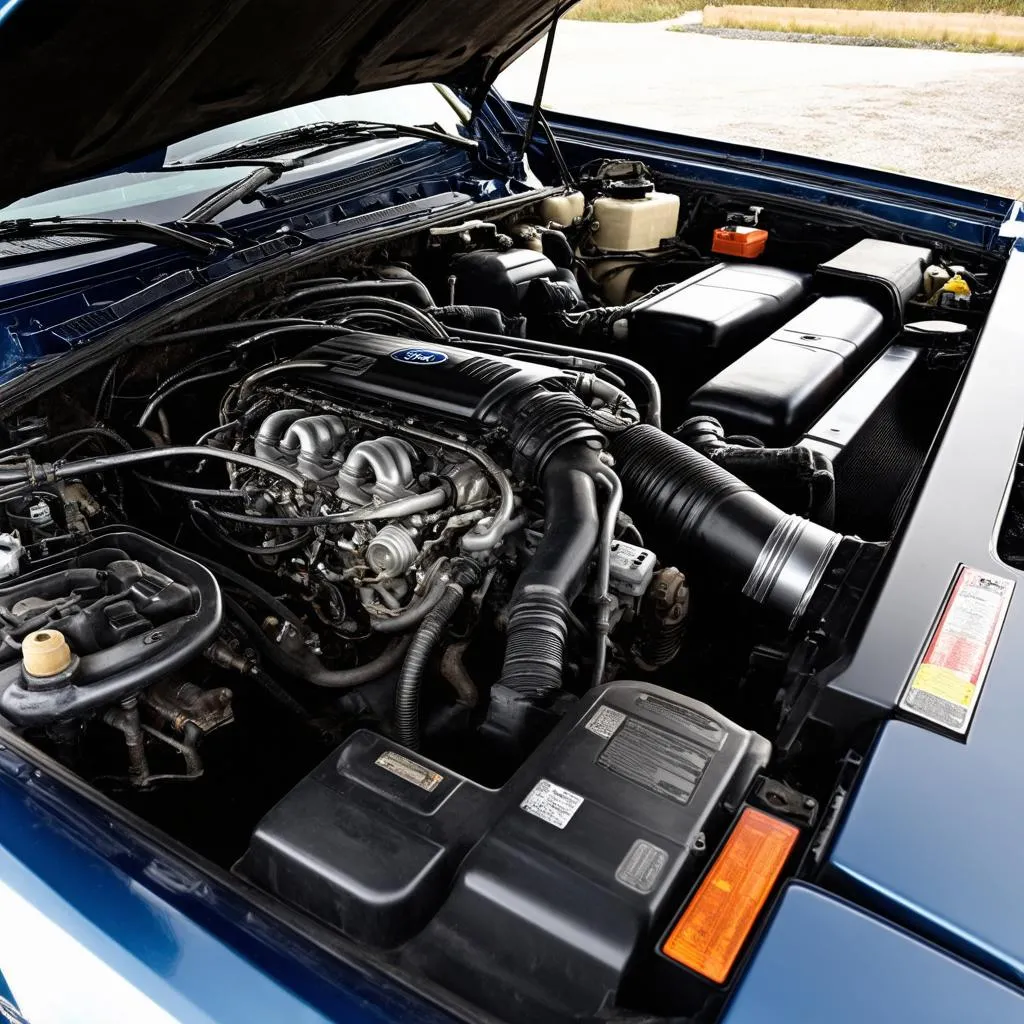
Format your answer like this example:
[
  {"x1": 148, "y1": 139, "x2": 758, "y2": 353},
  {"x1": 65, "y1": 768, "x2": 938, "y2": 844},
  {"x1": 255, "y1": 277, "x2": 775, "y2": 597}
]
[
  {"x1": 0, "y1": 216, "x2": 238, "y2": 257},
  {"x1": 195, "y1": 120, "x2": 477, "y2": 163}
]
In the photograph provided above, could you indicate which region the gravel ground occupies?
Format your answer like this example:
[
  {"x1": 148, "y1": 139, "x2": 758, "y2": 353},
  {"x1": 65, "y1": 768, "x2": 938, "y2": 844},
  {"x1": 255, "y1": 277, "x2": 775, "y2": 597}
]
[{"x1": 497, "y1": 20, "x2": 1024, "y2": 197}]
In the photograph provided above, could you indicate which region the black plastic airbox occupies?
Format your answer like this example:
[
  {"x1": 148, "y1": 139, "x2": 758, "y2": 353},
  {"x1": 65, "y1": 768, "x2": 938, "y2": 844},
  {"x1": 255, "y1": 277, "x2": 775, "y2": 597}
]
[
  {"x1": 235, "y1": 731, "x2": 496, "y2": 947},
  {"x1": 624, "y1": 264, "x2": 809, "y2": 350},
  {"x1": 686, "y1": 295, "x2": 887, "y2": 444},
  {"x1": 416, "y1": 683, "x2": 770, "y2": 1023},
  {"x1": 816, "y1": 238, "x2": 931, "y2": 323},
  {"x1": 237, "y1": 683, "x2": 770, "y2": 1022}
]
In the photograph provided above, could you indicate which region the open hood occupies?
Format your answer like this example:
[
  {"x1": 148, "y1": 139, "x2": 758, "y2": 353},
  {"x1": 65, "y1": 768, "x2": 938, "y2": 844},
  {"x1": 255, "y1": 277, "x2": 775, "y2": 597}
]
[{"x1": 0, "y1": 0, "x2": 565, "y2": 208}]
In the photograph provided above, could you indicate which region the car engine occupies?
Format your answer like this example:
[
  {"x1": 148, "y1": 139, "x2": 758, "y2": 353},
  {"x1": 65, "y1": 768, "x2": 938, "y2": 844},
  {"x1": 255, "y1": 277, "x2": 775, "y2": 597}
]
[{"x1": 0, "y1": 172, "x2": 999, "y2": 1023}]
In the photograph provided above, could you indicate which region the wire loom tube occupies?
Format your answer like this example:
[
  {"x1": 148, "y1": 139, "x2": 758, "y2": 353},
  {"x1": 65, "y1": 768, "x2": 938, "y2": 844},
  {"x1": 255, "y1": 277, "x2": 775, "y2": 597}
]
[{"x1": 393, "y1": 559, "x2": 481, "y2": 749}]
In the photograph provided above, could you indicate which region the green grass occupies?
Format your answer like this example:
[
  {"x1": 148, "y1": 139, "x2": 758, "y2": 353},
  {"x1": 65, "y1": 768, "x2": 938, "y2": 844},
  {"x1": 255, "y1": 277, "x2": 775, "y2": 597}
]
[{"x1": 567, "y1": 0, "x2": 1024, "y2": 20}]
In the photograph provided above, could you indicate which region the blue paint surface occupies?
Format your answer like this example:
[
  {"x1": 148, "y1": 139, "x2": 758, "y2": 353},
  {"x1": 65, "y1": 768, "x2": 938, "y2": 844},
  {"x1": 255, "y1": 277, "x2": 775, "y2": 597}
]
[
  {"x1": 822, "y1": 252, "x2": 1024, "y2": 986},
  {"x1": 0, "y1": 743, "x2": 452, "y2": 1024},
  {"x1": 723, "y1": 885, "x2": 1024, "y2": 1024}
]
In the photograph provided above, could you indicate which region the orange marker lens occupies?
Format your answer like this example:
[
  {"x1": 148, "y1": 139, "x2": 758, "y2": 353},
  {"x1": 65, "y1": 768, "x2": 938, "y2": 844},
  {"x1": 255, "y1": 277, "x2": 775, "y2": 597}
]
[{"x1": 662, "y1": 807, "x2": 799, "y2": 984}]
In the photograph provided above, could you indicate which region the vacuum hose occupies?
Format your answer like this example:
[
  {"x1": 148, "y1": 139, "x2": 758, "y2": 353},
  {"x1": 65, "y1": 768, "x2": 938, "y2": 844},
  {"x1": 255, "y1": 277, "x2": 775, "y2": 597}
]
[{"x1": 610, "y1": 424, "x2": 843, "y2": 627}]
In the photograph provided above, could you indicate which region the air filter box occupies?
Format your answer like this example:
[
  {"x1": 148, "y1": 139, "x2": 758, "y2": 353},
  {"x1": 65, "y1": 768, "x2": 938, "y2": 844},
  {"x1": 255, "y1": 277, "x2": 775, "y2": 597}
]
[
  {"x1": 622, "y1": 263, "x2": 809, "y2": 353},
  {"x1": 816, "y1": 239, "x2": 931, "y2": 323},
  {"x1": 237, "y1": 683, "x2": 771, "y2": 1024},
  {"x1": 235, "y1": 730, "x2": 497, "y2": 948},
  {"x1": 686, "y1": 295, "x2": 887, "y2": 444},
  {"x1": 410, "y1": 682, "x2": 771, "y2": 1024}
]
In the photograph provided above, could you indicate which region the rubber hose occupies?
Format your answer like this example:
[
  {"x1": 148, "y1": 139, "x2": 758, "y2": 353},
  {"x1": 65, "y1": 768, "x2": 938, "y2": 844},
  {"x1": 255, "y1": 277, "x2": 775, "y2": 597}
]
[
  {"x1": 228, "y1": 593, "x2": 411, "y2": 689},
  {"x1": 137, "y1": 366, "x2": 242, "y2": 428},
  {"x1": 370, "y1": 575, "x2": 449, "y2": 634},
  {"x1": 270, "y1": 294, "x2": 448, "y2": 340},
  {"x1": 269, "y1": 278, "x2": 435, "y2": 313},
  {"x1": 200, "y1": 558, "x2": 303, "y2": 628},
  {"x1": 677, "y1": 415, "x2": 836, "y2": 526},
  {"x1": 610, "y1": 424, "x2": 842, "y2": 624},
  {"x1": 394, "y1": 559, "x2": 480, "y2": 749},
  {"x1": 489, "y1": 443, "x2": 602, "y2": 732}
]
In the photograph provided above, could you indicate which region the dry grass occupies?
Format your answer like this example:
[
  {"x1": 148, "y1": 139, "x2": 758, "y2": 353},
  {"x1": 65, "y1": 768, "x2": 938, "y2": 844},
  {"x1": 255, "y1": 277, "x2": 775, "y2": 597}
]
[
  {"x1": 706, "y1": 0, "x2": 1024, "y2": 11},
  {"x1": 565, "y1": 0, "x2": 705, "y2": 21},
  {"x1": 701, "y1": 4, "x2": 1024, "y2": 49},
  {"x1": 567, "y1": 0, "x2": 1024, "y2": 19}
]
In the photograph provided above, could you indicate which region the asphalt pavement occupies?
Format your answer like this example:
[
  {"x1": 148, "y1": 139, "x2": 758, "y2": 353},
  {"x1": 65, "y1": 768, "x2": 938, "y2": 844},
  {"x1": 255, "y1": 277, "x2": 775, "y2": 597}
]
[{"x1": 497, "y1": 19, "x2": 1024, "y2": 198}]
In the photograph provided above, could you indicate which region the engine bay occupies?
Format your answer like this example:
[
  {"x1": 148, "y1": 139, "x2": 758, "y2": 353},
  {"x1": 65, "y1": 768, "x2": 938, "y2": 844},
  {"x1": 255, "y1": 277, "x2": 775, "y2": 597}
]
[{"x1": 0, "y1": 162, "x2": 1002, "y2": 1022}]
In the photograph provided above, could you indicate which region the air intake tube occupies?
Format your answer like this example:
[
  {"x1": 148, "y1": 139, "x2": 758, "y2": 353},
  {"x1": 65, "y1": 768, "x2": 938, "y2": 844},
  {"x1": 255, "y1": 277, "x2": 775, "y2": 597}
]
[
  {"x1": 486, "y1": 390, "x2": 612, "y2": 743},
  {"x1": 610, "y1": 424, "x2": 843, "y2": 627}
]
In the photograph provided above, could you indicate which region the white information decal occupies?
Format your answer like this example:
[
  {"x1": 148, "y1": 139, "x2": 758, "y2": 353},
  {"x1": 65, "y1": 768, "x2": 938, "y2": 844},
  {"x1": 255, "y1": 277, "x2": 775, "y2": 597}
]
[
  {"x1": 585, "y1": 705, "x2": 627, "y2": 740},
  {"x1": 520, "y1": 779, "x2": 584, "y2": 829}
]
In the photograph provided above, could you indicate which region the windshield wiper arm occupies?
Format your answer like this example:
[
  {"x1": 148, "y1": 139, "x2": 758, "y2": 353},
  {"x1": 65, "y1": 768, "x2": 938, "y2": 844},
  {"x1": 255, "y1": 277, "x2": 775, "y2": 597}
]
[
  {"x1": 0, "y1": 216, "x2": 238, "y2": 256},
  {"x1": 176, "y1": 160, "x2": 300, "y2": 224},
  {"x1": 193, "y1": 120, "x2": 477, "y2": 164}
]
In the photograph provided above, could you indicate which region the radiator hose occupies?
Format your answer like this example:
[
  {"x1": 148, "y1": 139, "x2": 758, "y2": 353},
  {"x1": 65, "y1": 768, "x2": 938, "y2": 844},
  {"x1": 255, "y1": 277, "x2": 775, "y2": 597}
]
[{"x1": 610, "y1": 424, "x2": 843, "y2": 627}]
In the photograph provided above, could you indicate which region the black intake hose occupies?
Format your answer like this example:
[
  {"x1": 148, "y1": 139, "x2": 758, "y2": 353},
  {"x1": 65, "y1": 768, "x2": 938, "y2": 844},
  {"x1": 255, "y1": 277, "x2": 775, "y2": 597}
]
[
  {"x1": 677, "y1": 415, "x2": 836, "y2": 527},
  {"x1": 499, "y1": 443, "x2": 603, "y2": 691},
  {"x1": 394, "y1": 559, "x2": 481, "y2": 749},
  {"x1": 611, "y1": 424, "x2": 843, "y2": 627},
  {"x1": 486, "y1": 390, "x2": 609, "y2": 741}
]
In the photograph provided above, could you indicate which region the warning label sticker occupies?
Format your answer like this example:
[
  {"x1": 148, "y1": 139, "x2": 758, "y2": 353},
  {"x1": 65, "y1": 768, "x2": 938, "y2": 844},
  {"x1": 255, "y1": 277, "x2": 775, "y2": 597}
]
[
  {"x1": 899, "y1": 565, "x2": 1014, "y2": 734},
  {"x1": 615, "y1": 839, "x2": 669, "y2": 894},
  {"x1": 597, "y1": 716, "x2": 710, "y2": 805},
  {"x1": 585, "y1": 705, "x2": 627, "y2": 739},
  {"x1": 520, "y1": 779, "x2": 584, "y2": 829},
  {"x1": 375, "y1": 751, "x2": 444, "y2": 792}
]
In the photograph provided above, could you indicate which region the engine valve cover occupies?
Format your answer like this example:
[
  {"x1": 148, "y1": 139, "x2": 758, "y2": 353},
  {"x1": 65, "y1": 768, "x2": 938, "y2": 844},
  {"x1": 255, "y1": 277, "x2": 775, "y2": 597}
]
[{"x1": 294, "y1": 331, "x2": 565, "y2": 423}]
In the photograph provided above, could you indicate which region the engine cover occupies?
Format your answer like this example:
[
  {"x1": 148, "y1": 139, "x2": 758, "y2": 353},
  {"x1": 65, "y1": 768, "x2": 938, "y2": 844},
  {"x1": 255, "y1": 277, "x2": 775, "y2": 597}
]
[{"x1": 296, "y1": 332, "x2": 564, "y2": 422}]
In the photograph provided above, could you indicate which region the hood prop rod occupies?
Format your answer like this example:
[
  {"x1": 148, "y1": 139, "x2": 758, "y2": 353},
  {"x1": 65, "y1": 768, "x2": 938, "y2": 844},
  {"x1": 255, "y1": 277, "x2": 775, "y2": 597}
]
[{"x1": 515, "y1": 5, "x2": 574, "y2": 187}]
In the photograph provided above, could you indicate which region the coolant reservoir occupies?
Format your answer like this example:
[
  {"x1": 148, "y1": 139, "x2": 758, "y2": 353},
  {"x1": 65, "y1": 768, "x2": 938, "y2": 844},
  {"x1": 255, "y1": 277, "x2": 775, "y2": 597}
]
[
  {"x1": 539, "y1": 191, "x2": 585, "y2": 228},
  {"x1": 591, "y1": 191, "x2": 680, "y2": 252}
]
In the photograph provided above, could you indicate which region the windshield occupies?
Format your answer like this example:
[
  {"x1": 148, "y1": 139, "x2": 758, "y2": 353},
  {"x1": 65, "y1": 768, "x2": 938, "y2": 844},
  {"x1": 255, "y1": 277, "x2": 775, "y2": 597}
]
[{"x1": 0, "y1": 84, "x2": 467, "y2": 222}]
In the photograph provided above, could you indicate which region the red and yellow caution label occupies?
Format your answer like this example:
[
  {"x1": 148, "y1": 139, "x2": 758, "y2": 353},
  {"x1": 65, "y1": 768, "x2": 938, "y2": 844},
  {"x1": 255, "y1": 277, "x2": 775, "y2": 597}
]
[
  {"x1": 899, "y1": 565, "x2": 1014, "y2": 735},
  {"x1": 662, "y1": 807, "x2": 798, "y2": 984}
]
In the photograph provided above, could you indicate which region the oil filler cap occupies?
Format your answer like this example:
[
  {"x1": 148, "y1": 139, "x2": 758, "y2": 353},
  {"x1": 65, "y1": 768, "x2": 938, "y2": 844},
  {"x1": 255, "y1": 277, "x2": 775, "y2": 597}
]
[{"x1": 21, "y1": 629, "x2": 78, "y2": 690}]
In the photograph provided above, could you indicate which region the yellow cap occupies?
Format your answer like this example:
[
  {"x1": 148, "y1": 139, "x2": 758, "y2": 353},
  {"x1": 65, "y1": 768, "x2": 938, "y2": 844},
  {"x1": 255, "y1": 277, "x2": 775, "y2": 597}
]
[
  {"x1": 22, "y1": 629, "x2": 73, "y2": 677},
  {"x1": 942, "y1": 274, "x2": 972, "y2": 297}
]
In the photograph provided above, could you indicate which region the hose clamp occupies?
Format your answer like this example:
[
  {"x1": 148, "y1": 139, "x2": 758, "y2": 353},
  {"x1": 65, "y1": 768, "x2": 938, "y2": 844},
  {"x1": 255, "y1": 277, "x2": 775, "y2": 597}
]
[{"x1": 743, "y1": 514, "x2": 842, "y2": 627}]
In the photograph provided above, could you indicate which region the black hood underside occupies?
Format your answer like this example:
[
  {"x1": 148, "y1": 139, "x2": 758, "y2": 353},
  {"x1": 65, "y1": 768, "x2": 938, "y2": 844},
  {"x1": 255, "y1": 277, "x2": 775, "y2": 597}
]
[{"x1": 0, "y1": 0, "x2": 567, "y2": 207}]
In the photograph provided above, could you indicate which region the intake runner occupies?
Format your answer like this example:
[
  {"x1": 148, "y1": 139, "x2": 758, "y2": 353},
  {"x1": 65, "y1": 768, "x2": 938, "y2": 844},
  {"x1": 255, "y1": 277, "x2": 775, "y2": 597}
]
[{"x1": 610, "y1": 424, "x2": 845, "y2": 626}]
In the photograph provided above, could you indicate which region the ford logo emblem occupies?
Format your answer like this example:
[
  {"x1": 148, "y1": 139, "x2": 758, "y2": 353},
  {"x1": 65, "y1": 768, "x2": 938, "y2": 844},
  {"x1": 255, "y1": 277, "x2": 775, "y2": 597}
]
[{"x1": 390, "y1": 348, "x2": 448, "y2": 365}]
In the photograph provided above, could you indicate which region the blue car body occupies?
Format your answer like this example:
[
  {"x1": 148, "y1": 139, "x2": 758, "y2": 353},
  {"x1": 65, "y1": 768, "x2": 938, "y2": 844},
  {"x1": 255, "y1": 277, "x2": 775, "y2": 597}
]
[{"x1": 1, "y1": 4, "x2": 1023, "y2": 1022}]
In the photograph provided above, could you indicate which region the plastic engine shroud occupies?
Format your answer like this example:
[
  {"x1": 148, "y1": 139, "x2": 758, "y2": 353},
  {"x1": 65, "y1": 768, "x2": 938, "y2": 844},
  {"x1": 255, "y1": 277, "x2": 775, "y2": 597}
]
[{"x1": 0, "y1": 531, "x2": 221, "y2": 726}]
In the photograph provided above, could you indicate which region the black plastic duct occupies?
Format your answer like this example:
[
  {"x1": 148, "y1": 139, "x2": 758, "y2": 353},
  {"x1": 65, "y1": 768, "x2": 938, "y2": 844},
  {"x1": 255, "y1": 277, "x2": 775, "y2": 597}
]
[
  {"x1": 610, "y1": 424, "x2": 843, "y2": 626},
  {"x1": 486, "y1": 390, "x2": 609, "y2": 741}
]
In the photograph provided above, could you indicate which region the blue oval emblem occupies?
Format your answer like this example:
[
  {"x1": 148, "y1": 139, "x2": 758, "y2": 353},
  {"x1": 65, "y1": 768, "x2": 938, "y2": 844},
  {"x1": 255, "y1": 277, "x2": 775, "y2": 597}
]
[{"x1": 390, "y1": 348, "x2": 448, "y2": 366}]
